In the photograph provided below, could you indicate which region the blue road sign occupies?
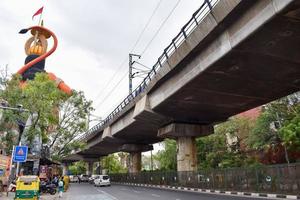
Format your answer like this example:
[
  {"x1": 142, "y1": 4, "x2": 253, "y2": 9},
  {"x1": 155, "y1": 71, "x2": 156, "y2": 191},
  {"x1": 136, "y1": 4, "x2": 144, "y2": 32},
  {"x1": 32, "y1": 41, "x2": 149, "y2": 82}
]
[
  {"x1": 13, "y1": 146, "x2": 28, "y2": 162},
  {"x1": 0, "y1": 169, "x2": 4, "y2": 176}
]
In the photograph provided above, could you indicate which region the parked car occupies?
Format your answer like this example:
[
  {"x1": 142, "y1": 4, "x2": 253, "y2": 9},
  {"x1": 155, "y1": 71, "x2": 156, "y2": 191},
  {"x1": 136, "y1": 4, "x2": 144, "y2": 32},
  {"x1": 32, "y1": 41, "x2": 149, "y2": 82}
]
[
  {"x1": 69, "y1": 175, "x2": 79, "y2": 183},
  {"x1": 89, "y1": 175, "x2": 100, "y2": 184},
  {"x1": 94, "y1": 175, "x2": 110, "y2": 187},
  {"x1": 79, "y1": 174, "x2": 89, "y2": 182}
]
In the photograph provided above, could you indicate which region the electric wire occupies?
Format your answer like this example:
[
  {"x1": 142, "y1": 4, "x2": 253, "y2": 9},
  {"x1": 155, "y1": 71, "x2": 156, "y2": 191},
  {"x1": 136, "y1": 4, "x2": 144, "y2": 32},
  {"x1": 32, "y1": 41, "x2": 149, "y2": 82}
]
[
  {"x1": 130, "y1": 0, "x2": 163, "y2": 54},
  {"x1": 140, "y1": 0, "x2": 181, "y2": 56},
  {"x1": 94, "y1": 71, "x2": 128, "y2": 110},
  {"x1": 92, "y1": 0, "x2": 164, "y2": 107},
  {"x1": 94, "y1": 0, "x2": 182, "y2": 112}
]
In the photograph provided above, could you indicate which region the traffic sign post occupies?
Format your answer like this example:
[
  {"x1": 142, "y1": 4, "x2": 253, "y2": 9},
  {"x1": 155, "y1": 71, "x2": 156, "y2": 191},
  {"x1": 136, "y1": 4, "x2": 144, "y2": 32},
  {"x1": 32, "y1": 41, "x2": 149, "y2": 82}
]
[{"x1": 13, "y1": 146, "x2": 28, "y2": 163}]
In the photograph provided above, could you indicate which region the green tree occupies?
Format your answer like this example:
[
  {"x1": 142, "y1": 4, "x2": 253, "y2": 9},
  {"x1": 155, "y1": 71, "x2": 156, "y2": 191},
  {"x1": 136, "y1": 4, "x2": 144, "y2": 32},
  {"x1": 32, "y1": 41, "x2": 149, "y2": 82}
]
[
  {"x1": 1, "y1": 73, "x2": 66, "y2": 143},
  {"x1": 197, "y1": 117, "x2": 255, "y2": 169},
  {"x1": 279, "y1": 113, "x2": 300, "y2": 151},
  {"x1": 101, "y1": 154, "x2": 126, "y2": 173},
  {"x1": 48, "y1": 90, "x2": 93, "y2": 160},
  {"x1": 247, "y1": 93, "x2": 300, "y2": 163},
  {"x1": 68, "y1": 161, "x2": 87, "y2": 175},
  {"x1": 0, "y1": 72, "x2": 92, "y2": 160},
  {"x1": 156, "y1": 139, "x2": 177, "y2": 170},
  {"x1": 247, "y1": 111, "x2": 278, "y2": 150}
]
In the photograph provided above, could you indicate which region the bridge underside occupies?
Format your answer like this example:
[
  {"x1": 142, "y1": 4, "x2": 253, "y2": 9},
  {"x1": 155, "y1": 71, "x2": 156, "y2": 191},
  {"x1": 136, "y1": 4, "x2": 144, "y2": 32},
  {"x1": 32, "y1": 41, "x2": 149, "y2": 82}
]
[{"x1": 153, "y1": 2, "x2": 300, "y2": 124}]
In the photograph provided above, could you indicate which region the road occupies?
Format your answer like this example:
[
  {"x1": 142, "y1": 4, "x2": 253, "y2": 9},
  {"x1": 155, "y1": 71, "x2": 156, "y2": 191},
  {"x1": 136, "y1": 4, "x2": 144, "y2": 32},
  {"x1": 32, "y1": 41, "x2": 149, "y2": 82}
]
[{"x1": 55, "y1": 183, "x2": 271, "y2": 200}]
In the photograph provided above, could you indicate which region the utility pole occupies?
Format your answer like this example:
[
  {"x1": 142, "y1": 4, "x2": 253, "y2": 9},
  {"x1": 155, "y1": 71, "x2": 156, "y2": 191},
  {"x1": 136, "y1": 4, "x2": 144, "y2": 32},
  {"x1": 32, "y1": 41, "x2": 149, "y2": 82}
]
[{"x1": 129, "y1": 53, "x2": 141, "y2": 94}]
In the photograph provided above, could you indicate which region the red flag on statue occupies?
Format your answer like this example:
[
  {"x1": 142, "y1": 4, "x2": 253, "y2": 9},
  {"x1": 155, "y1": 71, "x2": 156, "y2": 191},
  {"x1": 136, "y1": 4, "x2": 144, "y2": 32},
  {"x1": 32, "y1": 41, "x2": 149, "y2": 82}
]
[{"x1": 32, "y1": 6, "x2": 43, "y2": 19}]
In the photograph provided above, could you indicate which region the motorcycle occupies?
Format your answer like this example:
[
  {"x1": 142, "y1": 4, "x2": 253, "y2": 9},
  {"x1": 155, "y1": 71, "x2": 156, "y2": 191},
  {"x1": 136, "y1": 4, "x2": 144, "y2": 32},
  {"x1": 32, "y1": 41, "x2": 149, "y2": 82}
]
[
  {"x1": 8, "y1": 180, "x2": 16, "y2": 192},
  {"x1": 40, "y1": 181, "x2": 56, "y2": 195}
]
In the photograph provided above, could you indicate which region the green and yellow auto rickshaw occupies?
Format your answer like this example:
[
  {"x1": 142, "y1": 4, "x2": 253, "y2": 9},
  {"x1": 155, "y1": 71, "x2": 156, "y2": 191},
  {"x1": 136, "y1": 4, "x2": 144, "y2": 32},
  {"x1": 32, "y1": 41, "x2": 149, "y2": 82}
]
[{"x1": 15, "y1": 175, "x2": 40, "y2": 200}]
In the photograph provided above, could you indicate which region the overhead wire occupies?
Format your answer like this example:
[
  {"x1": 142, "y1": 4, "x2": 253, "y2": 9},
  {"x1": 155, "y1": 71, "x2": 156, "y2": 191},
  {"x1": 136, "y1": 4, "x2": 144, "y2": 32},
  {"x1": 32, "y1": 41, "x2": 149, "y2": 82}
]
[
  {"x1": 92, "y1": 0, "x2": 164, "y2": 109},
  {"x1": 129, "y1": 0, "x2": 163, "y2": 54},
  {"x1": 130, "y1": 0, "x2": 182, "y2": 87},
  {"x1": 140, "y1": 0, "x2": 181, "y2": 56},
  {"x1": 95, "y1": 0, "x2": 182, "y2": 112},
  {"x1": 94, "y1": 71, "x2": 128, "y2": 110}
]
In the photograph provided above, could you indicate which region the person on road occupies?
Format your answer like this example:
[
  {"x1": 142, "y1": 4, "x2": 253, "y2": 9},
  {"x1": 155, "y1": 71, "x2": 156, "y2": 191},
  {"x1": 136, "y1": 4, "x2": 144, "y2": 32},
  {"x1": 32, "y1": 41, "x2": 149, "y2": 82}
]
[
  {"x1": 58, "y1": 178, "x2": 64, "y2": 198},
  {"x1": 53, "y1": 176, "x2": 58, "y2": 186}
]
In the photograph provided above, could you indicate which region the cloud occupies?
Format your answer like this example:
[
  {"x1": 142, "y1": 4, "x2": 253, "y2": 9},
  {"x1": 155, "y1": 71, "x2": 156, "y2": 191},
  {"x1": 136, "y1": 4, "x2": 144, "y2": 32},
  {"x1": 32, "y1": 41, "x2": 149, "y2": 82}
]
[{"x1": 0, "y1": 0, "x2": 203, "y2": 147}]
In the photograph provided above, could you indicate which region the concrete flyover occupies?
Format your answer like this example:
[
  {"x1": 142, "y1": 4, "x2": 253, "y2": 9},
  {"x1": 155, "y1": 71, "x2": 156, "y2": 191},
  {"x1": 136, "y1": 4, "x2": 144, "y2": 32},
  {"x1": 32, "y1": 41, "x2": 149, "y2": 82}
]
[{"x1": 63, "y1": 0, "x2": 300, "y2": 172}]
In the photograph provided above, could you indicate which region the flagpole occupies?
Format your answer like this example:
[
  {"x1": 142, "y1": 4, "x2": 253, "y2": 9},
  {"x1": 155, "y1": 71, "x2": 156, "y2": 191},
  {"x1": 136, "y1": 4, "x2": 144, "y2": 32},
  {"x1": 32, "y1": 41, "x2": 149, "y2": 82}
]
[
  {"x1": 38, "y1": 10, "x2": 43, "y2": 26},
  {"x1": 34, "y1": 8, "x2": 43, "y2": 45}
]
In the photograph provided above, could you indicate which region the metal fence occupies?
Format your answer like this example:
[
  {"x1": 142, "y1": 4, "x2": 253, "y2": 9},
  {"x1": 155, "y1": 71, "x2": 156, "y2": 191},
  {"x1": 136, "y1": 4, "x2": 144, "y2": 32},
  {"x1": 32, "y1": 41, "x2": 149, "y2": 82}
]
[
  {"x1": 78, "y1": 0, "x2": 219, "y2": 142},
  {"x1": 110, "y1": 163, "x2": 300, "y2": 195}
]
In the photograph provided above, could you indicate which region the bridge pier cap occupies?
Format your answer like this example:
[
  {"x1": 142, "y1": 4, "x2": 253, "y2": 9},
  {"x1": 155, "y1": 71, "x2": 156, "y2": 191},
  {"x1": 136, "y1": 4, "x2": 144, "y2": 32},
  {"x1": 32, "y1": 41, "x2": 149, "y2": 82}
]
[
  {"x1": 119, "y1": 144, "x2": 153, "y2": 153},
  {"x1": 158, "y1": 123, "x2": 213, "y2": 138},
  {"x1": 158, "y1": 123, "x2": 214, "y2": 172}
]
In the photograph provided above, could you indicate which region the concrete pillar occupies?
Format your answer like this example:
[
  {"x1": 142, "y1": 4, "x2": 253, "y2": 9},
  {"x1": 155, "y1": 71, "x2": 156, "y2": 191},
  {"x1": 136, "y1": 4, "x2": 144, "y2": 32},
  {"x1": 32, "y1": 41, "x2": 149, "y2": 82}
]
[
  {"x1": 86, "y1": 161, "x2": 94, "y2": 175},
  {"x1": 62, "y1": 163, "x2": 69, "y2": 176},
  {"x1": 129, "y1": 152, "x2": 141, "y2": 173},
  {"x1": 95, "y1": 161, "x2": 102, "y2": 174},
  {"x1": 158, "y1": 123, "x2": 214, "y2": 172},
  {"x1": 119, "y1": 144, "x2": 153, "y2": 173},
  {"x1": 177, "y1": 136, "x2": 197, "y2": 171}
]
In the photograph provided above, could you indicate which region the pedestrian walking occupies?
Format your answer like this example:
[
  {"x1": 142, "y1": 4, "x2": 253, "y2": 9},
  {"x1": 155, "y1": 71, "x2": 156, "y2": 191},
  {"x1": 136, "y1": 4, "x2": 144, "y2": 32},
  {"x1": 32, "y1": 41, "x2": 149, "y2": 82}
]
[{"x1": 58, "y1": 178, "x2": 64, "y2": 198}]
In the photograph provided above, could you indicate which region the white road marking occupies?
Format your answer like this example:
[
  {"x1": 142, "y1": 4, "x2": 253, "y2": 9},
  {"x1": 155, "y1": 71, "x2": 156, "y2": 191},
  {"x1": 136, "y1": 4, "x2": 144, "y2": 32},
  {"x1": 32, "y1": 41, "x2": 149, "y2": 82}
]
[
  {"x1": 132, "y1": 189, "x2": 141, "y2": 194},
  {"x1": 151, "y1": 193, "x2": 161, "y2": 198},
  {"x1": 96, "y1": 188, "x2": 119, "y2": 200}
]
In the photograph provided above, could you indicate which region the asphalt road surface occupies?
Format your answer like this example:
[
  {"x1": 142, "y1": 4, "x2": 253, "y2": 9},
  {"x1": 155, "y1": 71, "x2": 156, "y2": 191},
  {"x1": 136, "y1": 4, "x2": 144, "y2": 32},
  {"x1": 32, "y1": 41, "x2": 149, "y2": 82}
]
[{"x1": 56, "y1": 183, "x2": 271, "y2": 200}]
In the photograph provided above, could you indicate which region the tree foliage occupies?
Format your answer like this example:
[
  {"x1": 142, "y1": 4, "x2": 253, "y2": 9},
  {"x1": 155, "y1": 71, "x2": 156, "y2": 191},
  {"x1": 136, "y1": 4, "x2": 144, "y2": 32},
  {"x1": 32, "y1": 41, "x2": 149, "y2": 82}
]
[
  {"x1": 101, "y1": 154, "x2": 126, "y2": 173},
  {"x1": 68, "y1": 161, "x2": 87, "y2": 175},
  {"x1": 197, "y1": 118, "x2": 255, "y2": 169},
  {"x1": 49, "y1": 90, "x2": 93, "y2": 160},
  {"x1": 247, "y1": 93, "x2": 300, "y2": 154},
  {"x1": 1, "y1": 73, "x2": 66, "y2": 143},
  {"x1": 0, "y1": 72, "x2": 93, "y2": 160},
  {"x1": 156, "y1": 139, "x2": 177, "y2": 171}
]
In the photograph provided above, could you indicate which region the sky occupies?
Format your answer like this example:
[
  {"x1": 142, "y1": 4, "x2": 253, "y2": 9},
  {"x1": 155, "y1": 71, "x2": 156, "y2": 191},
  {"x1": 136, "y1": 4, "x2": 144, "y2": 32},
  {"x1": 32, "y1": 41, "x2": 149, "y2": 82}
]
[{"x1": 0, "y1": 0, "x2": 203, "y2": 153}]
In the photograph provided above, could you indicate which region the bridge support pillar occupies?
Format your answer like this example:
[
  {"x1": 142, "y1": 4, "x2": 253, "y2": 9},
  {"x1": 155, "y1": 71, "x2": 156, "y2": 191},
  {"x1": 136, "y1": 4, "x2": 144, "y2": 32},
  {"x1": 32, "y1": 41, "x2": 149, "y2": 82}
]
[
  {"x1": 158, "y1": 123, "x2": 213, "y2": 171},
  {"x1": 129, "y1": 152, "x2": 141, "y2": 173},
  {"x1": 86, "y1": 161, "x2": 94, "y2": 175},
  {"x1": 119, "y1": 144, "x2": 153, "y2": 173},
  {"x1": 176, "y1": 136, "x2": 197, "y2": 171},
  {"x1": 95, "y1": 161, "x2": 102, "y2": 174},
  {"x1": 62, "y1": 163, "x2": 70, "y2": 176}
]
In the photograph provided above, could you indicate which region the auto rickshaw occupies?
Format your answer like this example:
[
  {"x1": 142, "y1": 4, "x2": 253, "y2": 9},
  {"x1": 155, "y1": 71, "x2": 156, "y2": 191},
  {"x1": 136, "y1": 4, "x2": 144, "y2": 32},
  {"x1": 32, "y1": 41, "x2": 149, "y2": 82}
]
[{"x1": 15, "y1": 175, "x2": 40, "y2": 200}]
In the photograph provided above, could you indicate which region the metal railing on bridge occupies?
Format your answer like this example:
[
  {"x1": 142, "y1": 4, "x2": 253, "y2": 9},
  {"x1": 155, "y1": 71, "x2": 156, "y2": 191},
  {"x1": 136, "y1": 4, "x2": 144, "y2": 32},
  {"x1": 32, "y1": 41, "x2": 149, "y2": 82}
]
[
  {"x1": 79, "y1": 0, "x2": 219, "y2": 142},
  {"x1": 110, "y1": 163, "x2": 300, "y2": 195}
]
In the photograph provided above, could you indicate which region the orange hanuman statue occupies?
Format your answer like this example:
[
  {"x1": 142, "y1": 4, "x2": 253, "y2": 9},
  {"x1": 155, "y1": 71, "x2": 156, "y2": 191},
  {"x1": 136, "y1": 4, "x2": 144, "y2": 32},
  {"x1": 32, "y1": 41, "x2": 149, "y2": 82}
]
[{"x1": 18, "y1": 25, "x2": 72, "y2": 95}]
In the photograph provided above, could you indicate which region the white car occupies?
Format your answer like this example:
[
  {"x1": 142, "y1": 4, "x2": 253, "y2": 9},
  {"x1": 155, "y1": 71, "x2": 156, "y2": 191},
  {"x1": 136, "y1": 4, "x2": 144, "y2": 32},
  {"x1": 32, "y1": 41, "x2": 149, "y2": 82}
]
[
  {"x1": 89, "y1": 175, "x2": 100, "y2": 184},
  {"x1": 69, "y1": 175, "x2": 79, "y2": 183},
  {"x1": 79, "y1": 174, "x2": 90, "y2": 182},
  {"x1": 94, "y1": 175, "x2": 110, "y2": 187}
]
